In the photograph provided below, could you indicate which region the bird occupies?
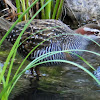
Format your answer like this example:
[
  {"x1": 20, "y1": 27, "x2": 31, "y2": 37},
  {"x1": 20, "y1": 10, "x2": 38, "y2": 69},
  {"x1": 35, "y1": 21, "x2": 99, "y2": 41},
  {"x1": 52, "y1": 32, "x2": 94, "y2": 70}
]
[{"x1": 0, "y1": 17, "x2": 100, "y2": 80}]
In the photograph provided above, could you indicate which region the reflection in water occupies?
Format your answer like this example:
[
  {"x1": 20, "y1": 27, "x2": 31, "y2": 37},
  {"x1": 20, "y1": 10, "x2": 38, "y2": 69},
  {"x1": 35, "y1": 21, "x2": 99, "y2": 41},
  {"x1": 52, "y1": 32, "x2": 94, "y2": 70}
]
[
  {"x1": 11, "y1": 80, "x2": 64, "y2": 100},
  {"x1": 0, "y1": 39, "x2": 100, "y2": 100}
]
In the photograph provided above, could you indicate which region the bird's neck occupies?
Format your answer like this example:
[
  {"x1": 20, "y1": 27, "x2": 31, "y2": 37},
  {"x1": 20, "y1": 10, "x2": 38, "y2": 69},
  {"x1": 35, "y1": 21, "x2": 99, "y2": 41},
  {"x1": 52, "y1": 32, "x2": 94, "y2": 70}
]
[{"x1": 75, "y1": 27, "x2": 85, "y2": 35}]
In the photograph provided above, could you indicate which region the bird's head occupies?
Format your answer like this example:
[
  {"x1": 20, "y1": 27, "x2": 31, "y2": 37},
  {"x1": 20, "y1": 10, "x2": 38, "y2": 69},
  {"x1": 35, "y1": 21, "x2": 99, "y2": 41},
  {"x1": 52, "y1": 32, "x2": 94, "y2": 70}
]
[{"x1": 75, "y1": 24, "x2": 100, "y2": 40}]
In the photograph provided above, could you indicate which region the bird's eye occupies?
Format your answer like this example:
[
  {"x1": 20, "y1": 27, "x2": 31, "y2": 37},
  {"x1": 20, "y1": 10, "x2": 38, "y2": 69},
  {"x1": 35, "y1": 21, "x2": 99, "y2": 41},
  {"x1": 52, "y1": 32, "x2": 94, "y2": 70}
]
[{"x1": 94, "y1": 32, "x2": 99, "y2": 36}]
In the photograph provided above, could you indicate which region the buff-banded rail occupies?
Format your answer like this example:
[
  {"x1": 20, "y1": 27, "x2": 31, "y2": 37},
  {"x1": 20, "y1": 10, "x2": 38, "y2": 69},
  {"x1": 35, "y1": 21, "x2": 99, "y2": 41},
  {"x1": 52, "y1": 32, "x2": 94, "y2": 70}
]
[{"x1": 0, "y1": 17, "x2": 100, "y2": 80}]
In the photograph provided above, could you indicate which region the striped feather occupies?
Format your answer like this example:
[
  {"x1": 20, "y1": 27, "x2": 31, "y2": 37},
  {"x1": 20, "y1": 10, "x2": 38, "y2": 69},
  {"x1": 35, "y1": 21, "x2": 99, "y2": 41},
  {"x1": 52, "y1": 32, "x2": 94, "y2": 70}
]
[{"x1": 0, "y1": 18, "x2": 90, "y2": 66}]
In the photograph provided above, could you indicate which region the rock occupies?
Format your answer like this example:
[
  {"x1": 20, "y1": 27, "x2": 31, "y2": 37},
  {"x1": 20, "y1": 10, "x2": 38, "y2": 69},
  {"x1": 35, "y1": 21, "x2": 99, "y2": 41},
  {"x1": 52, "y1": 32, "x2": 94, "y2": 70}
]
[{"x1": 63, "y1": 0, "x2": 100, "y2": 27}]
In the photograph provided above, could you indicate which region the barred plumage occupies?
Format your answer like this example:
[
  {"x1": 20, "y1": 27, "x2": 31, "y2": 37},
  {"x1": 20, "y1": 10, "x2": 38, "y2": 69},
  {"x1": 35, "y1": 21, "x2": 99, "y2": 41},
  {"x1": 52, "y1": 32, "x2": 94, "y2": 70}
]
[{"x1": 0, "y1": 17, "x2": 100, "y2": 79}]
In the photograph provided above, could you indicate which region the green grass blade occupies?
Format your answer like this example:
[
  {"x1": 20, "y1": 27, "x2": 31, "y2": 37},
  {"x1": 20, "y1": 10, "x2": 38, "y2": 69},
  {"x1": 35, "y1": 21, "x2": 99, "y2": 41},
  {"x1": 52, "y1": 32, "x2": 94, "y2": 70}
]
[
  {"x1": 45, "y1": 0, "x2": 52, "y2": 19},
  {"x1": 40, "y1": 0, "x2": 45, "y2": 19},
  {"x1": 25, "y1": 49, "x2": 99, "y2": 71},
  {"x1": 5, "y1": 46, "x2": 17, "y2": 86},
  {"x1": 15, "y1": 0, "x2": 21, "y2": 21},
  {"x1": 20, "y1": 0, "x2": 27, "y2": 20},
  {"x1": 56, "y1": 0, "x2": 64, "y2": 19},
  {"x1": 17, "y1": 32, "x2": 100, "y2": 77},
  {"x1": 0, "y1": 0, "x2": 39, "y2": 46},
  {"x1": 0, "y1": 0, "x2": 39, "y2": 84},
  {"x1": 34, "y1": 60, "x2": 100, "y2": 84},
  {"x1": 52, "y1": 0, "x2": 60, "y2": 19},
  {"x1": 12, "y1": 0, "x2": 53, "y2": 80},
  {"x1": 1, "y1": 49, "x2": 100, "y2": 98},
  {"x1": 26, "y1": 0, "x2": 29, "y2": 19}
]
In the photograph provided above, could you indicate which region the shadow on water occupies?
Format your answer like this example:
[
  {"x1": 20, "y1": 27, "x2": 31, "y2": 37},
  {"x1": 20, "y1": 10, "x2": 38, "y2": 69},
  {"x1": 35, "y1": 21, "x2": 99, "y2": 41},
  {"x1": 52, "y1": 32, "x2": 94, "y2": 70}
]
[
  {"x1": 10, "y1": 79, "x2": 83, "y2": 100},
  {"x1": 0, "y1": 36, "x2": 100, "y2": 100}
]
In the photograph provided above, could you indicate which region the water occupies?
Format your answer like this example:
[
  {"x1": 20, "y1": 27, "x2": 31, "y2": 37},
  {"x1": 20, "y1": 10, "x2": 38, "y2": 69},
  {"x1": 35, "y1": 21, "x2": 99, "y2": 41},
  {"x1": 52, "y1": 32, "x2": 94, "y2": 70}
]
[{"x1": 0, "y1": 37, "x2": 100, "y2": 100}]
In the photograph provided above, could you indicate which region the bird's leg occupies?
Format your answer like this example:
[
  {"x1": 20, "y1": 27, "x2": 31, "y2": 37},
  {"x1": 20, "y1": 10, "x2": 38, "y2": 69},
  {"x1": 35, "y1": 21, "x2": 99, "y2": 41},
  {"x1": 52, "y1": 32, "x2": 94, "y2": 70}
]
[
  {"x1": 30, "y1": 67, "x2": 34, "y2": 75},
  {"x1": 35, "y1": 66, "x2": 40, "y2": 80},
  {"x1": 30, "y1": 66, "x2": 40, "y2": 80}
]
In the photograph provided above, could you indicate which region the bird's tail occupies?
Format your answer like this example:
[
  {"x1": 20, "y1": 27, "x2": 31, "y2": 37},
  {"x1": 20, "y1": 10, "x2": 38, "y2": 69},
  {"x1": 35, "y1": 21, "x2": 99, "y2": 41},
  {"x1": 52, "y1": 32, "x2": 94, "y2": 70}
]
[{"x1": 0, "y1": 17, "x2": 12, "y2": 31}]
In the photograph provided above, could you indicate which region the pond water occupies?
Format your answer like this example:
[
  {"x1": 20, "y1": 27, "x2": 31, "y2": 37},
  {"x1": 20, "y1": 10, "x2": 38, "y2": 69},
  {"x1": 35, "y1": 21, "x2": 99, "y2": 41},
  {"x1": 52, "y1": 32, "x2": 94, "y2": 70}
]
[{"x1": 0, "y1": 37, "x2": 100, "y2": 100}]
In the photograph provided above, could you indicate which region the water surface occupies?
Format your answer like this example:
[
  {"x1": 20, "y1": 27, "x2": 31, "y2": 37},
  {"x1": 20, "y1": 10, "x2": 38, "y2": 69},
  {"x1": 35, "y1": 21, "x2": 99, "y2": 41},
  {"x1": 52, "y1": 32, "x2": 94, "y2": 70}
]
[{"x1": 0, "y1": 36, "x2": 100, "y2": 100}]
